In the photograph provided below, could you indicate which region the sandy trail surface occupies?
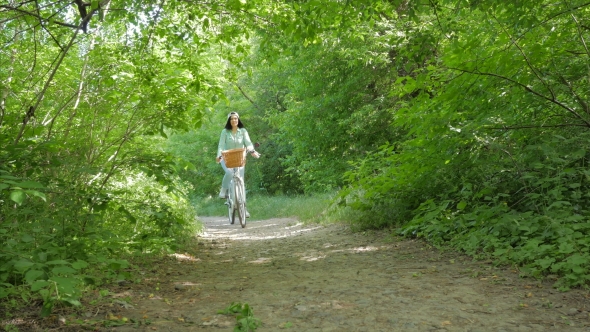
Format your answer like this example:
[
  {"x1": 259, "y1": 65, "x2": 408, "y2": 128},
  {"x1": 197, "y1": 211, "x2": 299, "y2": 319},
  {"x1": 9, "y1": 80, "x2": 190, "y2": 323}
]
[{"x1": 110, "y1": 216, "x2": 590, "y2": 332}]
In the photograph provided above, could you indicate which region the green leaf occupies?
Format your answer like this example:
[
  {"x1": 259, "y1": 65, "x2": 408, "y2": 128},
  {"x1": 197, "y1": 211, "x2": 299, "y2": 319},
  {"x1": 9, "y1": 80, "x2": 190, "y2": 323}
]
[
  {"x1": 457, "y1": 200, "x2": 467, "y2": 210},
  {"x1": 14, "y1": 259, "x2": 34, "y2": 272},
  {"x1": 16, "y1": 181, "x2": 44, "y2": 189},
  {"x1": 50, "y1": 276, "x2": 79, "y2": 295},
  {"x1": 558, "y1": 242, "x2": 575, "y2": 254},
  {"x1": 26, "y1": 190, "x2": 46, "y2": 202},
  {"x1": 25, "y1": 270, "x2": 45, "y2": 284},
  {"x1": 10, "y1": 190, "x2": 25, "y2": 205},
  {"x1": 21, "y1": 233, "x2": 34, "y2": 242},
  {"x1": 31, "y1": 280, "x2": 51, "y2": 292},
  {"x1": 72, "y1": 260, "x2": 89, "y2": 270},
  {"x1": 571, "y1": 265, "x2": 584, "y2": 274},
  {"x1": 40, "y1": 300, "x2": 54, "y2": 317},
  {"x1": 52, "y1": 266, "x2": 77, "y2": 275},
  {"x1": 64, "y1": 298, "x2": 82, "y2": 306},
  {"x1": 568, "y1": 254, "x2": 587, "y2": 266},
  {"x1": 535, "y1": 257, "x2": 555, "y2": 270}
]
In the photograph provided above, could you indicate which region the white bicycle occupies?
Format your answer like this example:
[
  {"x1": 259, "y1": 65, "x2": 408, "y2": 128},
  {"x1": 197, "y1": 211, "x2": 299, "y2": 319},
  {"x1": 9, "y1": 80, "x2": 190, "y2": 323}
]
[{"x1": 221, "y1": 148, "x2": 258, "y2": 228}]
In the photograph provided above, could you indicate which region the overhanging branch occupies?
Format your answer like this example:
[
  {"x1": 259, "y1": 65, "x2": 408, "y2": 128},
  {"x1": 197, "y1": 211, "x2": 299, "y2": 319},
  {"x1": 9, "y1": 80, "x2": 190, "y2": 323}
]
[
  {"x1": 447, "y1": 66, "x2": 590, "y2": 128},
  {"x1": 1, "y1": 4, "x2": 80, "y2": 29},
  {"x1": 484, "y1": 123, "x2": 589, "y2": 130},
  {"x1": 236, "y1": 84, "x2": 261, "y2": 111}
]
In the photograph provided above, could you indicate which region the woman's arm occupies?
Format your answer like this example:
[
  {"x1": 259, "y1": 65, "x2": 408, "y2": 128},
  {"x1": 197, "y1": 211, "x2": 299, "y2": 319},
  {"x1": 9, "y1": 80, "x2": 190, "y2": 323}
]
[
  {"x1": 242, "y1": 129, "x2": 260, "y2": 158},
  {"x1": 242, "y1": 129, "x2": 254, "y2": 151}
]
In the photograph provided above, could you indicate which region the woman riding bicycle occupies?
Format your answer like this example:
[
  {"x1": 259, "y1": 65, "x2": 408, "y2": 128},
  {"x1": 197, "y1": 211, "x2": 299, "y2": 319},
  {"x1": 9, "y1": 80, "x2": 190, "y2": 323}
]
[{"x1": 216, "y1": 112, "x2": 260, "y2": 215}]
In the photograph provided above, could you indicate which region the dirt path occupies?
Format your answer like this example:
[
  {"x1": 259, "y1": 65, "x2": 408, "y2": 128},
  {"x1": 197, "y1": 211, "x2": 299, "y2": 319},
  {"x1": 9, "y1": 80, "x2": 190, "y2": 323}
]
[{"x1": 111, "y1": 217, "x2": 590, "y2": 332}]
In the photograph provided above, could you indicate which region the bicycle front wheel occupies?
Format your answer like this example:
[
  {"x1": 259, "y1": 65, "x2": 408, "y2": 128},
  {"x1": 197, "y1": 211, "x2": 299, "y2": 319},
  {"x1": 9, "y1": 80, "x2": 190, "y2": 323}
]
[
  {"x1": 227, "y1": 186, "x2": 235, "y2": 225},
  {"x1": 227, "y1": 200, "x2": 234, "y2": 224},
  {"x1": 234, "y1": 178, "x2": 246, "y2": 228}
]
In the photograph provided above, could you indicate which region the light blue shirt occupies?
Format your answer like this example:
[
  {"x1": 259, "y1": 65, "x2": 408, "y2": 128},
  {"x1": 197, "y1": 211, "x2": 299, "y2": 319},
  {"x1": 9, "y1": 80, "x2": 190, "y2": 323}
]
[{"x1": 217, "y1": 128, "x2": 254, "y2": 158}]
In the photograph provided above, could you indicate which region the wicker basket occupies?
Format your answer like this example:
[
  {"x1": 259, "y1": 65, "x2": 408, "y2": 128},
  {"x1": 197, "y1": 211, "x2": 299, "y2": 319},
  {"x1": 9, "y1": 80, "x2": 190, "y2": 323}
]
[{"x1": 222, "y1": 148, "x2": 247, "y2": 168}]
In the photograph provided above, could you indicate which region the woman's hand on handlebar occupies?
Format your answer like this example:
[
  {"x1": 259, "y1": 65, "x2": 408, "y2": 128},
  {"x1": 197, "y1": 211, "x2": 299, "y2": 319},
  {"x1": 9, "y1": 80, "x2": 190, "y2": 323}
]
[
  {"x1": 250, "y1": 151, "x2": 261, "y2": 159},
  {"x1": 216, "y1": 156, "x2": 222, "y2": 163}
]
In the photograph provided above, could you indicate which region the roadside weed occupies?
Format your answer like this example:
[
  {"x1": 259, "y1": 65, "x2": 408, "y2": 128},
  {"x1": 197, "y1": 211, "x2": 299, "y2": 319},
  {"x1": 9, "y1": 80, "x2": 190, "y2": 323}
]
[{"x1": 218, "y1": 302, "x2": 261, "y2": 332}]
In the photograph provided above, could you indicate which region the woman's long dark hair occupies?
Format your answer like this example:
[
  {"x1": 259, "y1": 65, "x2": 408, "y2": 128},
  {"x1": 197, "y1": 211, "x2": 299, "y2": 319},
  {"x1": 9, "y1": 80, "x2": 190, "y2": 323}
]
[{"x1": 225, "y1": 113, "x2": 245, "y2": 130}]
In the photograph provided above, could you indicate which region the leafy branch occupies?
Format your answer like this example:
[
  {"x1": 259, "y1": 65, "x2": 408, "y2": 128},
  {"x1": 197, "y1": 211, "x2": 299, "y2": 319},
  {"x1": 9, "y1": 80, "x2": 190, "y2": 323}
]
[
  {"x1": 447, "y1": 66, "x2": 590, "y2": 128},
  {"x1": 1, "y1": 4, "x2": 79, "y2": 30},
  {"x1": 484, "y1": 123, "x2": 589, "y2": 130}
]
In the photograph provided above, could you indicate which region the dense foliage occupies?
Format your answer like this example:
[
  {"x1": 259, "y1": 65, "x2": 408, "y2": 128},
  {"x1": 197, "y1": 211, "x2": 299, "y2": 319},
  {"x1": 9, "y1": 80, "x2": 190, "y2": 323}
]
[
  {"x1": 0, "y1": 0, "x2": 257, "y2": 315},
  {"x1": 336, "y1": 1, "x2": 590, "y2": 290}
]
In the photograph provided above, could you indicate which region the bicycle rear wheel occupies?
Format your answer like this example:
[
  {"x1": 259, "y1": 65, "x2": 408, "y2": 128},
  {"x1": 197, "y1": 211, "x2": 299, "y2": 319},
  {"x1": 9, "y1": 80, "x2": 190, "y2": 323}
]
[{"x1": 234, "y1": 178, "x2": 246, "y2": 228}]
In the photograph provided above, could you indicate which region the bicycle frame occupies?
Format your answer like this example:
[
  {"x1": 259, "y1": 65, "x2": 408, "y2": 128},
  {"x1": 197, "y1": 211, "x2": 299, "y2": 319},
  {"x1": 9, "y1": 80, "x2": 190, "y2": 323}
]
[{"x1": 226, "y1": 165, "x2": 247, "y2": 228}]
